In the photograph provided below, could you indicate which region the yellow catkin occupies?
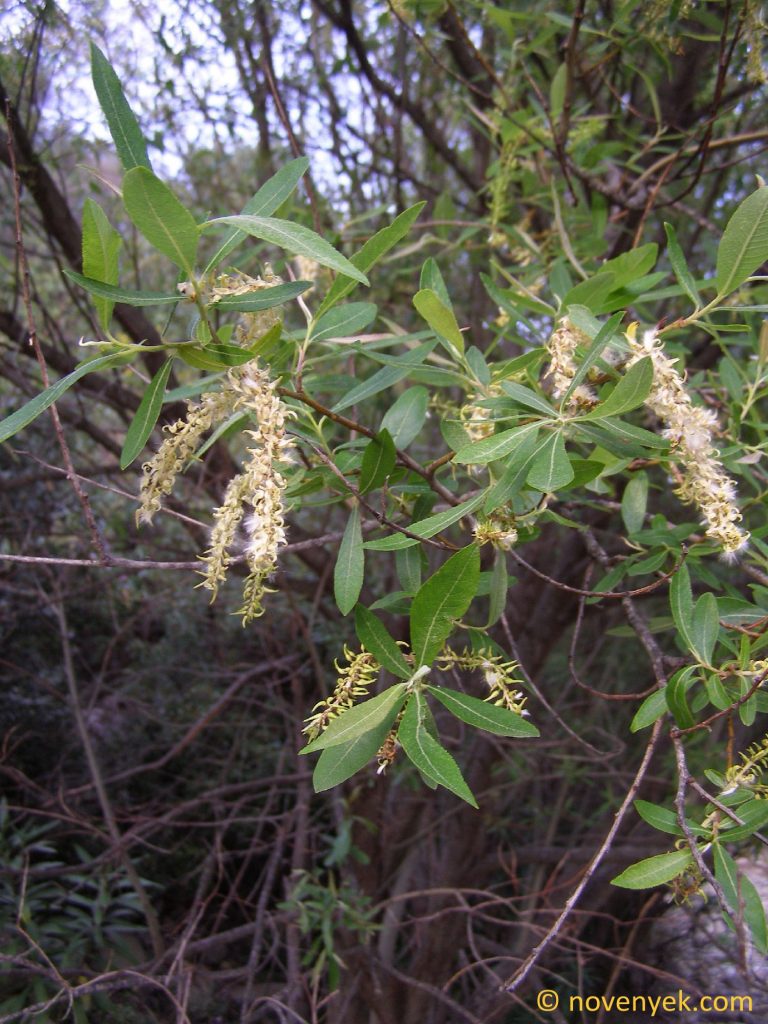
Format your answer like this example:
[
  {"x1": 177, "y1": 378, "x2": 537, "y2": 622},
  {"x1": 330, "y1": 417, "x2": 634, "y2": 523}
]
[{"x1": 625, "y1": 326, "x2": 749, "y2": 558}]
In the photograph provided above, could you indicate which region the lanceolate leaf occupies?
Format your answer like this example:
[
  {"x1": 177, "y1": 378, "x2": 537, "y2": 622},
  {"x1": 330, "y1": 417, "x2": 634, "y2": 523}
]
[
  {"x1": 206, "y1": 215, "x2": 369, "y2": 284},
  {"x1": 64, "y1": 270, "x2": 182, "y2": 307},
  {"x1": 560, "y1": 309, "x2": 624, "y2": 407},
  {"x1": 177, "y1": 345, "x2": 259, "y2": 371},
  {"x1": 413, "y1": 288, "x2": 464, "y2": 355},
  {"x1": 669, "y1": 563, "x2": 695, "y2": 655},
  {"x1": 380, "y1": 387, "x2": 429, "y2": 449},
  {"x1": 664, "y1": 223, "x2": 701, "y2": 307},
  {"x1": 315, "y1": 201, "x2": 426, "y2": 318},
  {"x1": 621, "y1": 473, "x2": 649, "y2": 534},
  {"x1": 312, "y1": 717, "x2": 392, "y2": 792},
  {"x1": 526, "y1": 431, "x2": 574, "y2": 491},
  {"x1": 90, "y1": 42, "x2": 151, "y2": 171},
  {"x1": 611, "y1": 849, "x2": 694, "y2": 890},
  {"x1": 123, "y1": 167, "x2": 200, "y2": 273},
  {"x1": 716, "y1": 186, "x2": 768, "y2": 298},
  {"x1": 410, "y1": 545, "x2": 480, "y2": 667},
  {"x1": 82, "y1": 199, "x2": 121, "y2": 329},
  {"x1": 581, "y1": 356, "x2": 654, "y2": 420},
  {"x1": 630, "y1": 688, "x2": 668, "y2": 732},
  {"x1": 427, "y1": 686, "x2": 540, "y2": 737},
  {"x1": 453, "y1": 421, "x2": 540, "y2": 466},
  {"x1": 310, "y1": 302, "x2": 377, "y2": 343},
  {"x1": 334, "y1": 504, "x2": 365, "y2": 615},
  {"x1": 120, "y1": 358, "x2": 173, "y2": 469},
  {"x1": 331, "y1": 340, "x2": 436, "y2": 413},
  {"x1": 399, "y1": 692, "x2": 478, "y2": 807},
  {"x1": 204, "y1": 157, "x2": 310, "y2": 273},
  {"x1": 364, "y1": 492, "x2": 486, "y2": 551},
  {"x1": 359, "y1": 430, "x2": 396, "y2": 494},
  {"x1": 300, "y1": 683, "x2": 408, "y2": 753},
  {"x1": 0, "y1": 351, "x2": 133, "y2": 444},
  {"x1": 712, "y1": 843, "x2": 767, "y2": 953},
  {"x1": 665, "y1": 666, "x2": 696, "y2": 729},
  {"x1": 354, "y1": 606, "x2": 412, "y2": 679},
  {"x1": 215, "y1": 281, "x2": 313, "y2": 312}
]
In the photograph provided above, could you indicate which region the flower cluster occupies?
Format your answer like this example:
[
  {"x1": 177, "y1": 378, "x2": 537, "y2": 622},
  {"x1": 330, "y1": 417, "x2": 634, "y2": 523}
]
[
  {"x1": 137, "y1": 389, "x2": 234, "y2": 525},
  {"x1": 545, "y1": 317, "x2": 597, "y2": 408},
  {"x1": 303, "y1": 646, "x2": 381, "y2": 740},
  {"x1": 474, "y1": 514, "x2": 518, "y2": 551},
  {"x1": 138, "y1": 271, "x2": 294, "y2": 621},
  {"x1": 437, "y1": 648, "x2": 528, "y2": 716},
  {"x1": 625, "y1": 325, "x2": 749, "y2": 558},
  {"x1": 200, "y1": 368, "x2": 294, "y2": 623}
]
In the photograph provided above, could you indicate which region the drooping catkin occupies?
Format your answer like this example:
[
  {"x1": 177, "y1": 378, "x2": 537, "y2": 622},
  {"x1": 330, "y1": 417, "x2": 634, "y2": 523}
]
[{"x1": 625, "y1": 325, "x2": 749, "y2": 558}]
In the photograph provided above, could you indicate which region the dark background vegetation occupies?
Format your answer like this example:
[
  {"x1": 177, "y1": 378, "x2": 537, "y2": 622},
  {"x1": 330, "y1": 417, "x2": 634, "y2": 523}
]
[{"x1": 1, "y1": 1, "x2": 767, "y2": 1021}]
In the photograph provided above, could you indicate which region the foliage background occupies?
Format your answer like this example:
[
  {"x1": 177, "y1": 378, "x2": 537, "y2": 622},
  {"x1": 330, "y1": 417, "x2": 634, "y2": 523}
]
[{"x1": 1, "y1": 0, "x2": 768, "y2": 1021}]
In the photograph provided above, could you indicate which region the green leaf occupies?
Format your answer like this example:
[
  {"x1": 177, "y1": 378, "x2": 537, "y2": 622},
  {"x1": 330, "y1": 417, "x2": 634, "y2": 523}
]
[
  {"x1": 630, "y1": 688, "x2": 668, "y2": 732},
  {"x1": 716, "y1": 186, "x2": 768, "y2": 297},
  {"x1": 713, "y1": 843, "x2": 740, "y2": 913},
  {"x1": 0, "y1": 352, "x2": 133, "y2": 444},
  {"x1": 549, "y1": 61, "x2": 567, "y2": 118},
  {"x1": 399, "y1": 693, "x2": 478, "y2": 806},
  {"x1": 396, "y1": 544, "x2": 424, "y2": 594},
  {"x1": 611, "y1": 849, "x2": 694, "y2": 890},
  {"x1": 526, "y1": 431, "x2": 574, "y2": 491},
  {"x1": 364, "y1": 492, "x2": 486, "y2": 551},
  {"x1": 64, "y1": 270, "x2": 182, "y2": 307},
  {"x1": 354, "y1": 606, "x2": 412, "y2": 679},
  {"x1": 204, "y1": 157, "x2": 310, "y2": 273},
  {"x1": 380, "y1": 387, "x2": 429, "y2": 449},
  {"x1": 427, "y1": 686, "x2": 539, "y2": 737},
  {"x1": 123, "y1": 167, "x2": 200, "y2": 273},
  {"x1": 581, "y1": 357, "x2": 654, "y2": 420},
  {"x1": 330, "y1": 340, "x2": 436, "y2": 413},
  {"x1": 359, "y1": 430, "x2": 396, "y2": 494},
  {"x1": 89, "y1": 42, "x2": 150, "y2": 171},
  {"x1": 335, "y1": 504, "x2": 365, "y2": 615},
  {"x1": 634, "y1": 800, "x2": 683, "y2": 836},
  {"x1": 575, "y1": 418, "x2": 668, "y2": 456},
  {"x1": 664, "y1": 223, "x2": 700, "y2": 307},
  {"x1": 621, "y1": 473, "x2": 649, "y2": 534},
  {"x1": 315, "y1": 202, "x2": 426, "y2": 317},
  {"x1": 206, "y1": 215, "x2": 368, "y2": 285},
  {"x1": 177, "y1": 345, "x2": 259, "y2": 371},
  {"x1": 717, "y1": 799, "x2": 768, "y2": 843},
  {"x1": 454, "y1": 421, "x2": 540, "y2": 466},
  {"x1": 559, "y1": 309, "x2": 624, "y2": 407},
  {"x1": 310, "y1": 303, "x2": 377, "y2": 343},
  {"x1": 120, "y1": 359, "x2": 173, "y2": 469},
  {"x1": 300, "y1": 683, "x2": 408, "y2": 753},
  {"x1": 487, "y1": 551, "x2": 508, "y2": 627},
  {"x1": 665, "y1": 666, "x2": 696, "y2": 729},
  {"x1": 599, "y1": 244, "x2": 658, "y2": 288},
  {"x1": 670, "y1": 563, "x2": 696, "y2": 655},
  {"x1": 499, "y1": 380, "x2": 557, "y2": 416},
  {"x1": 313, "y1": 718, "x2": 393, "y2": 792},
  {"x1": 483, "y1": 428, "x2": 542, "y2": 513},
  {"x1": 82, "y1": 199, "x2": 121, "y2": 329},
  {"x1": 410, "y1": 545, "x2": 480, "y2": 667},
  {"x1": 215, "y1": 281, "x2": 313, "y2": 312},
  {"x1": 691, "y1": 592, "x2": 718, "y2": 665},
  {"x1": 740, "y1": 873, "x2": 768, "y2": 954},
  {"x1": 419, "y1": 257, "x2": 452, "y2": 308},
  {"x1": 413, "y1": 288, "x2": 464, "y2": 356}
]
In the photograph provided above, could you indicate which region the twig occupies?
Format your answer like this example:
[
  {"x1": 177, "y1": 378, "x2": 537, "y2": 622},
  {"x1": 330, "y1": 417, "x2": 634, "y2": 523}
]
[{"x1": 502, "y1": 719, "x2": 664, "y2": 992}]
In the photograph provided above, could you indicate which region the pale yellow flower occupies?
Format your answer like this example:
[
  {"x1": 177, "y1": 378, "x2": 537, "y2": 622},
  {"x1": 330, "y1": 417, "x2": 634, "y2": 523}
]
[{"x1": 625, "y1": 326, "x2": 748, "y2": 557}]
